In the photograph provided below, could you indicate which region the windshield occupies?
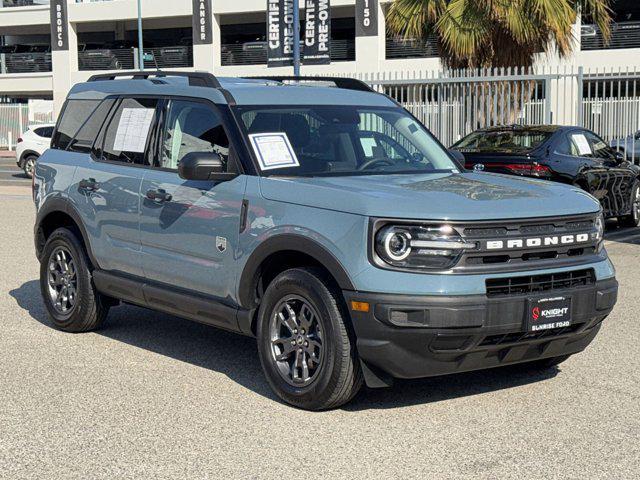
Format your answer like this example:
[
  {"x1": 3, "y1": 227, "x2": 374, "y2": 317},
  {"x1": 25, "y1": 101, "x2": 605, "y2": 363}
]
[
  {"x1": 453, "y1": 129, "x2": 553, "y2": 153},
  {"x1": 234, "y1": 105, "x2": 460, "y2": 176}
]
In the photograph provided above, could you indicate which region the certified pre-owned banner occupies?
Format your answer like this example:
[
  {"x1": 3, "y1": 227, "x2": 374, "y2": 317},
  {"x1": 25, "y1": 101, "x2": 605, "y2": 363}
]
[
  {"x1": 303, "y1": 0, "x2": 331, "y2": 65},
  {"x1": 193, "y1": 0, "x2": 213, "y2": 45},
  {"x1": 267, "y1": 0, "x2": 295, "y2": 67},
  {"x1": 356, "y1": 0, "x2": 378, "y2": 37},
  {"x1": 50, "y1": 0, "x2": 69, "y2": 51}
]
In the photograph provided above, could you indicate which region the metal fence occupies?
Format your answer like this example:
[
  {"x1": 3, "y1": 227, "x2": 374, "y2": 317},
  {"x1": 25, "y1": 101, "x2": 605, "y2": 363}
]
[
  {"x1": 0, "y1": 103, "x2": 54, "y2": 150},
  {"x1": 347, "y1": 66, "x2": 639, "y2": 162}
]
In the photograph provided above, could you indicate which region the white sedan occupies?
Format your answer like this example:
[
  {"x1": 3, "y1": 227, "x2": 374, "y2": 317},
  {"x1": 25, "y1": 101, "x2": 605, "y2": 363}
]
[{"x1": 16, "y1": 123, "x2": 54, "y2": 178}]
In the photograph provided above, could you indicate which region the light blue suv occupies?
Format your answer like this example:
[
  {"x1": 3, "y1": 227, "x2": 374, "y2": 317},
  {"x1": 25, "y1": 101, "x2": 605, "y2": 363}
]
[{"x1": 34, "y1": 72, "x2": 618, "y2": 410}]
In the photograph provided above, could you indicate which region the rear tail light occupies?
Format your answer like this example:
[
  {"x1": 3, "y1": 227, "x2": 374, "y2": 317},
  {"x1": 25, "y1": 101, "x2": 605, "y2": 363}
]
[{"x1": 504, "y1": 163, "x2": 551, "y2": 178}]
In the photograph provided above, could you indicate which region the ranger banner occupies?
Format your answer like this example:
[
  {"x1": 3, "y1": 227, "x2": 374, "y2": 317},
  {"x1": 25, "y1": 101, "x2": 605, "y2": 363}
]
[
  {"x1": 193, "y1": 0, "x2": 213, "y2": 45},
  {"x1": 356, "y1": 0, "x2": 378, "y2": 37},
  {"x1": 267, "y1": 0, "x2": 296, "y2": 67},
  {"x1": 303, "y1": 0, "x2": 331, "y2": 65},
  {"x1": 50, "y1": 0, "x2": 69, "y2": 51}
]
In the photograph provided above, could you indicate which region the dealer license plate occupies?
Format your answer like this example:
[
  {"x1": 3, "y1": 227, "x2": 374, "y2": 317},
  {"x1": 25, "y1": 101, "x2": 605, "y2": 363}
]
[{"x1": 527, "y1": 296, "x2": 572, "y2": 332}]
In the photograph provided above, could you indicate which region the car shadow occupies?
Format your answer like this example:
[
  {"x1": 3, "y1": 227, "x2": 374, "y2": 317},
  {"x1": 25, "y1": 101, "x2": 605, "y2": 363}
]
[{"x1": 11, "y1": 280, "x2": 560, "y2": 411}]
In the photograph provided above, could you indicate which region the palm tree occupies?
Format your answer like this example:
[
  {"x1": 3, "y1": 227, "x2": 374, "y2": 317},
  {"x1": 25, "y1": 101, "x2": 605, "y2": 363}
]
[{"x1": 386, "y1": 0, "x2": 613, "y2": 69}]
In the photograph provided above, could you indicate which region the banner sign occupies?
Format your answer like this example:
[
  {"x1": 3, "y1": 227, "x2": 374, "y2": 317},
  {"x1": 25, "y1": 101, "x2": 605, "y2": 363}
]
[
  {"x1": 356, "y1": 0, "x2": 378, "y2": 37},
  {"x1": 303, "y1": 0, "x2": 331, "y2": 65},
  {"x1": 50, "y1": 0, "x2": 69, "y2": 51},
  {"x1": 267, "y1": 0, "x2": 295, "y2": 67},
  {"x1": 193, "y1": 0, "x2": 213, "y2": 45}
]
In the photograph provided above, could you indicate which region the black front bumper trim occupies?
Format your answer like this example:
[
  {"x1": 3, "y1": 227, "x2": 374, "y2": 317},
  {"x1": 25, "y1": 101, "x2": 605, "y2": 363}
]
[{"x1": 343, "y1": 278, "x2": 617, "y2": 383}]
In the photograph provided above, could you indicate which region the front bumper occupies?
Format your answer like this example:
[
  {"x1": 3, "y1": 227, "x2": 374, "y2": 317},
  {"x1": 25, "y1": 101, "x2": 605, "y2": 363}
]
[{"x1": 344, "y1": 277, "x2": 617, "y2": 383}]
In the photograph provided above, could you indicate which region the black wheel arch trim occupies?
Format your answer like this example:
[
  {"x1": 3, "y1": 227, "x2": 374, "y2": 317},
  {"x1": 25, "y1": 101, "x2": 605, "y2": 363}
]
[
  {"x1": 35, "y1": 196, "x2": 99, "y2": 268},
  {"x1": 237, "y1": 234, "x2": 356, "y2": 310}
]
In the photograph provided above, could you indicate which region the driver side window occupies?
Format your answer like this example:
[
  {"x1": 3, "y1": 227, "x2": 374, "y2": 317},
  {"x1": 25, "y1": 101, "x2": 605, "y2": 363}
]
[{"x1": 159, "y1": 100, "x2": 230, "y2": 171}]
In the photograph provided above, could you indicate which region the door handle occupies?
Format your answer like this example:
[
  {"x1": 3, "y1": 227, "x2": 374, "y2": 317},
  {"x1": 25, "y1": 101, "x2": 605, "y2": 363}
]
[
  {"x1": 146, "y1": 188, "x2": 172, "y2": 203},
  {"x1": 79, "y1": 178, "x2": 99, "y2": 191}
]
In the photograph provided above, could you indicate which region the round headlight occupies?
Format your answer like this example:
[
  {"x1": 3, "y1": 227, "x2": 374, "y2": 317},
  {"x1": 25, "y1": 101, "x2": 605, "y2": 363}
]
[{"x1": 381, "y1": 228, "x2": 412, "y2": 261}]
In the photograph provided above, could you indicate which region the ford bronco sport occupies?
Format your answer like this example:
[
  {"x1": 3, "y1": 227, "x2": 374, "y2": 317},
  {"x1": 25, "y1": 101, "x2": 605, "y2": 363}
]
[{"x1": 34, "y1": 72, "x2": 618, "y2": 410}]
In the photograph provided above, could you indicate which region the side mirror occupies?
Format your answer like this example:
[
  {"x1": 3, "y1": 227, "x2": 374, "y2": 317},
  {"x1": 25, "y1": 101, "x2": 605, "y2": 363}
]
[
  {"x1": 178, "y1": 151, "x2": 237, "y2": 182},
  {"x1": 449, "y1": 149, "x2": 466, "y2": 165}
]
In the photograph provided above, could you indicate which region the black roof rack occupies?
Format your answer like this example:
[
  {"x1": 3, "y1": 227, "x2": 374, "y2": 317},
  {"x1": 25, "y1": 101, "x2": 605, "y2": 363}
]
[
  {"x1": 87, "y1": 71, "x2": 222, "y2": 89},
  {"x1": 246, "y1": 76, "x2": 375, "y2": 93}
]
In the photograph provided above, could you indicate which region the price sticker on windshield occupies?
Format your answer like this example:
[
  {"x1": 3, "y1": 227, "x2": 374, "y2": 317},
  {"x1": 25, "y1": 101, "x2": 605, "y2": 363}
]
[{"x1": 249, "y1": 133, "x2": 300, "y2": 171}]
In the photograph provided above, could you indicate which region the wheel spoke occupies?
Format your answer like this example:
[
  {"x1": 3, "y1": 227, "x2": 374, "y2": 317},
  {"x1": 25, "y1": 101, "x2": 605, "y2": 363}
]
[
  {"x1": 272, "y1": 339, "x2": 295, "y2": 361},
  {"x1": 276, "y1": 311, "x2": 297, "y2": 334}
]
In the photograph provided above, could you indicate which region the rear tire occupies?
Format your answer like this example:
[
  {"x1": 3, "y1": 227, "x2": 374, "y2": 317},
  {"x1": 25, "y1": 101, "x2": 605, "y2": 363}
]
[
  {"x1": 23, "y1": 154, "x2": 37, "y2": 179},
  {"x1": 618, "y1": 181, "x2": 640, "y2": 228},
  {"x1": 256, "y1": 268, "x2": 363, "y2": 410},
  {"x1": 39, "y1": 227, "x2": 109, "y2": 332}
]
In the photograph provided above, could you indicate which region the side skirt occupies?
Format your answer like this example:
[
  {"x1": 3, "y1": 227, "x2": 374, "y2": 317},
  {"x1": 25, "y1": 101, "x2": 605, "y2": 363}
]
[{"x1": 92, "y1": 270, "x2": 255, "y2": 337}]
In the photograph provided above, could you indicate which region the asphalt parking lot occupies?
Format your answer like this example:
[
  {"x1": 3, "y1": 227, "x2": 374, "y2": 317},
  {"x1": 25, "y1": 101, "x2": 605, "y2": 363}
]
[{"x1": 0, "y1": 156, "x2": 638, "y2": 479}]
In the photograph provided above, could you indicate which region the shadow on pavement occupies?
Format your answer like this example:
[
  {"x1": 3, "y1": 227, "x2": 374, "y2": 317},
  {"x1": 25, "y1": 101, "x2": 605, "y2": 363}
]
[{"x1": 11, "y1": 279, "x2": 560, "y2": 411}]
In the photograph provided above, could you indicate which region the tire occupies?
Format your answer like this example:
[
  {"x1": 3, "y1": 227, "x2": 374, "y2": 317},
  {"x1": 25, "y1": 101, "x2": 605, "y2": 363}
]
[
  {"x1": 39, "y1": 227, "x2": 109, "y2": 332},
  {"x1": 618, "y1": 180, "x2": 640, "y2": 228},
  {"x1": 23, "y1": 154, "x2": 37, "y2": 179},
  {"x1": 256, "y1": 268, "x2": 363, "y2": 410}
]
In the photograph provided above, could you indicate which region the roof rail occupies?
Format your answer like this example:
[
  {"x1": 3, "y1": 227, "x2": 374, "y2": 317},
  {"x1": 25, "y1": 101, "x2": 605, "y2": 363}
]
[
  {"x1": 247, "y1": 76, "x2": 375, "y2": 93},
  {"x1": 87, "y1": 71, "x2": 222, "y2": 89}
]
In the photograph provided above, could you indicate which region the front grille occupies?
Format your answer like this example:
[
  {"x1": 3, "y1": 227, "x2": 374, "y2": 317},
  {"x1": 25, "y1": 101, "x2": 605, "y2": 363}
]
[
  {"x1": 486, "y1": 268, "x2": 596, "y2": 297},
  {"x1": 479, "y1": 323, "x2": 584, "y2": 346},
  {"x1": 453, "y1": 214, "x2": 601, "y2": 272}
]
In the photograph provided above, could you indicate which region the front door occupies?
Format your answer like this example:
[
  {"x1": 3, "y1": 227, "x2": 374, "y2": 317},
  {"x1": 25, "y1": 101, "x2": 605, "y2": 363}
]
[{"x1": 139, "y1": 98, "x2": 246, "y2": 300}]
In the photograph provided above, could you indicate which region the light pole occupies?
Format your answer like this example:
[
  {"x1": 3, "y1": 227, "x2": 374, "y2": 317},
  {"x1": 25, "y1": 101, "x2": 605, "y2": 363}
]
[
  {"x1": 292, "y1": 0, "x2": 300, "y2": 76},
  {"x1": 137, "y1": 0, "x2": 144, "y2": 70}
]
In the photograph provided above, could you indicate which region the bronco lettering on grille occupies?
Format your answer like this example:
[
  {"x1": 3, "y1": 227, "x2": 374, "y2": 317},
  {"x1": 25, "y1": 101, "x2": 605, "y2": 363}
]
[{"x1": 485, "y1": 233, "x2": 590, "y2": 250}]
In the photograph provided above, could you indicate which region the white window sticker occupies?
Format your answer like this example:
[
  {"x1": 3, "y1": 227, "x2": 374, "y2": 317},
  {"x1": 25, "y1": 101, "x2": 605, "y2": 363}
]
[
  {"x1": 249, "y1": 132, "x2": 300, "y2": 170},
  {"x1": 360, "y1": 137, "x2": 378, "y2": 157},
  {"x1": 113, "y1": 108, "x2": 155, "y2": 153},
  {"x1": 572, "y1": 134, "x2": 592, "y2": 156}
]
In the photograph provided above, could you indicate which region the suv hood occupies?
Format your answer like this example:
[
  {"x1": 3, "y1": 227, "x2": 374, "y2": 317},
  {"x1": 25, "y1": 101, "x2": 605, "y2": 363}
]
[{"x1": 259, "y1": 172, "x2": 600, "y2": 221}]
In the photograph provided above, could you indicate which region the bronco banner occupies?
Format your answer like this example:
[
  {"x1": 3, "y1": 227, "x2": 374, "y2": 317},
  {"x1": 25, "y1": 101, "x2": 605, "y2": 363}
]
[
  {"x1": 267, "y1": 0, "x2": 295, "y2": 67},
  {"x1": 50, "y1": 0, "x2": 69, "y2": 51},
  {"x1": 303, "y1": 0, "x2": 331, "y2": 65}
]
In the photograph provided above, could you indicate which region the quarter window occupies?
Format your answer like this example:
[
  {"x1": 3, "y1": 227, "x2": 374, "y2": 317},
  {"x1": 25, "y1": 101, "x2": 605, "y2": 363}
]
[
  {"x1": 159, "y1": 100, "x2": 230, "y2": 170},
  {"x1": 101, "y1": 98, "x2": 159, "y2": 165},
  {"x1": 68, "y1": 99, "x2": 115, "y2": 153},
  {"x1": 51, "y1": 99, "x2": 101, "y2": 151}
]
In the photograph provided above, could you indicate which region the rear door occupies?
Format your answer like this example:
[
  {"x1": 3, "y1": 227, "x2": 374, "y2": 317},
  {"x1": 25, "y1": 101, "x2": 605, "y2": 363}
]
[
  {"x1": 67, "y1": 96, "x2": 161, "y2": 277},
  {"x1": 139, "y1": 98, "x2": 246, "y2": 300}
]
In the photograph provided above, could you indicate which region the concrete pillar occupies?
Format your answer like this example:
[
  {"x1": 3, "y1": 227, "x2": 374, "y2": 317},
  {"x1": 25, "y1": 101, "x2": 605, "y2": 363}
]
[
  {"x1": 192, "y1": 9, "x2": 217, "y2": 73},
  {"x1": 52, "y1": 23, "x2": 78, "y2": 116},
  {"x1": 355, "y1": 1, "x2": 385, "y2": 73}
]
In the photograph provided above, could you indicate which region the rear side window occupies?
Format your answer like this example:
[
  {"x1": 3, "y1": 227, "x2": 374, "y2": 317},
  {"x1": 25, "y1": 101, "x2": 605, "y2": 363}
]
[
  {"x1": 52, "y1": 100, "x2": 101, "y2": 151},
  {"x1": 34, "y1": 126, "x2": 53, "y2": 138},
  {"x1": 100, "y1": 97, "x2": 159, "y2": 166}
]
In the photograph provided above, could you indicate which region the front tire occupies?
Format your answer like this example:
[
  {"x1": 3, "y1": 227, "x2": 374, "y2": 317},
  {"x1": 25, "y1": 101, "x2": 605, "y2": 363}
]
[
  {"x1": 618, "y1": 180, "x2": 640, "y2": 228},
  {"x1": 39, "y1": 228, "x2": 109, "y2": 332},
  {"x1": 256, "y1": 268, "x2": 363, "y2": 410}
]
